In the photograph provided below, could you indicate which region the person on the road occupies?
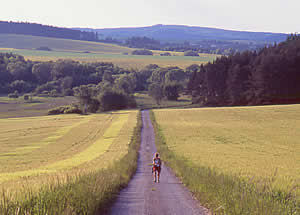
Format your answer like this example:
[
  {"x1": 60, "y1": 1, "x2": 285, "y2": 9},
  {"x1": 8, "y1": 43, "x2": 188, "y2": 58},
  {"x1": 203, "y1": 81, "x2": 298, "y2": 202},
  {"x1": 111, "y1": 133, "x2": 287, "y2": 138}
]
[{"x1": 153, "y1": 152, "x2": 162, "y2": 182}]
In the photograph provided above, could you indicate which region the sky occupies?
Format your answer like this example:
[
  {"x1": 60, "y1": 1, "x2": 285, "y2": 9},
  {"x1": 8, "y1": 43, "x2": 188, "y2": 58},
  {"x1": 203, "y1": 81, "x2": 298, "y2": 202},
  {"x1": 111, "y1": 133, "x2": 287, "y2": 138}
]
[{"x1": 1, "y1": 0, "x2": 299, "y2": 33}]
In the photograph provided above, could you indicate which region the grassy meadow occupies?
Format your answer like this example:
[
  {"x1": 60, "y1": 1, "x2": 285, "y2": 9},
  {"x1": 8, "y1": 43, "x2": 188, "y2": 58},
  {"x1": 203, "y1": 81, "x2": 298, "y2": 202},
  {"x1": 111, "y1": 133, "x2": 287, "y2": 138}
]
[
  {"x1": 152, "y1": 105, "x2": 300, "y2": 214},
  {"x1": 0, "y1": 96, "x2": 77, "y2": 118},
  {"x1": 0, "y1": 34, "x2": 133, "y2": 54},
  {"x1": 0, "y1": 48, "x2": 217, "y2": 69},
  {"x1": 0, "y1": 34, "x2": 219, "y2": 69},
  {"x1": 0, "y1": 110, "x2": 140, "y2": 214}
]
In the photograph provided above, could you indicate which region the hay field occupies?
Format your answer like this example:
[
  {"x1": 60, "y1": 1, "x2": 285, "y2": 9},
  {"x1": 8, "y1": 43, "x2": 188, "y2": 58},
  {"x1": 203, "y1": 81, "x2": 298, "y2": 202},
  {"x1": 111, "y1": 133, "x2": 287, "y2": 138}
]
[
  {"x1": 153, "y1": 105, "x2": 300, "y2": 194},
  {"x1": 0, "y1": 110, "x2": 137, "y2": 195}
]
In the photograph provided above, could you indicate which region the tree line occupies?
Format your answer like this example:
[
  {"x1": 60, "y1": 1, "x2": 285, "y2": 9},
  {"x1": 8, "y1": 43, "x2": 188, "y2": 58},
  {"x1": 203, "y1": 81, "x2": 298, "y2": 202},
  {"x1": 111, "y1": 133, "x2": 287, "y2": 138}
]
[
  {"x1": 0, "y1": 53, "x2": 189, "y2": 112},
  {"x1": 188, "y1": 34, "x2": 300, "y2": 106},
  {"x1": 2, "y1": 34, "x2": 299, "y2": 111},
  {"x1": 0, "y1": 21, "x2": 98, "y2": 42},
  {"x1": 123, "y1": 36, "x2": 268, "y2": 55}
]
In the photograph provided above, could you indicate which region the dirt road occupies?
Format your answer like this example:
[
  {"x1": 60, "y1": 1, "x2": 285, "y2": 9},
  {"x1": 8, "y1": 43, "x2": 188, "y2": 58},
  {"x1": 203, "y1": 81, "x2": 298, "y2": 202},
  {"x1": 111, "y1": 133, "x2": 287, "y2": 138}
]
[{"x1": 109, "y1": 110, "x2": 208, "y2": 215}]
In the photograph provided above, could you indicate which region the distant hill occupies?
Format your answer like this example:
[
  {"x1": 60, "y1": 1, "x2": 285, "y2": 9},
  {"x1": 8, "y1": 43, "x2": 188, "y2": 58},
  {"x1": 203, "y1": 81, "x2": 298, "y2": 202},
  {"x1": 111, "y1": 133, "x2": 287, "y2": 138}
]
[
  {"x1": 0, "y1": 21, "x2": 98, "y2": 42},
  {"x1": 76, "y1": 24, "x2": 288, "y2": 43},
  {"x1": 0, "y1": 34, "x2": 132, "y2": 54}
]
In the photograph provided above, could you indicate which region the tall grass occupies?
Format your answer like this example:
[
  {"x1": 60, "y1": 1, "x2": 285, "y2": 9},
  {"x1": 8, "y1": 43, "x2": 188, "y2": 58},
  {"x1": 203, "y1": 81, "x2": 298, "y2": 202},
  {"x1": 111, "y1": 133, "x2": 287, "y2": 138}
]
[
  {"x1": 150, "y1": 111, "x2": 299, "y2": 215},
  {"x1": 0, "y1": 112, "x2": 141, "y2": 215}
]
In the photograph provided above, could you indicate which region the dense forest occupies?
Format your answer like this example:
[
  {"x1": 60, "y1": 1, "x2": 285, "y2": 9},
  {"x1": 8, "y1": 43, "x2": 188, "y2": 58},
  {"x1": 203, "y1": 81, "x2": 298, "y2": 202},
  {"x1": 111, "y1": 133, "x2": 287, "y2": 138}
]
[
  {"x1": 124, "y1": 36, "x2": 266, "y2": 55},
  {"x1": 188, "y1": 34, "x2": 300, "y2": 106},
  {"x1": 0, "y1": 21, "x2": 98, "y2": 42}
]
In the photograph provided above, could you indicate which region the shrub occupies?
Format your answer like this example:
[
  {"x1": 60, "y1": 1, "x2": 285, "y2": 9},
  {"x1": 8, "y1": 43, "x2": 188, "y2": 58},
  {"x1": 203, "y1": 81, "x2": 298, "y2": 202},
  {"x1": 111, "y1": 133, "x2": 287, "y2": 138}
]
[
  {"x1": 160, "y1": 52, "x2": 171, "y2": 56},
  {"x1": 132, "y1": 49, "x2": 153, "y2": 55},
  {"x1": 49, "y1": 89, "x2": 62, "y2": 97},
  {"x1": 36, "y1": 46, "x2": 52, "y2": 51},
  {"x1": 48, "y1": 105, "x2": 82, "y2": 115},
  {"x1": 184, "y1": 50, "x2": 199, "y2": 56},
  {"x1": 63, "y1": 105, "x2": 82, "y2": 114},
  {"x1": 23, "y1": 94, "x2": 29, "y2": 101},
  {"x1": 163, "y1": 83, "x2": 182, "y2": 101},
  {"x1": 87, "y1": 98, "x2": 100, "y2": 113},
  {"x1": 8, "y1": 93, "x2": 18, "y2": 98},
  {"x1": 98, "y1": 90, "x2": 128, "y2": 111},
  {"x1": 63, "y1": 88, "x2": 74, "y2": 96}
]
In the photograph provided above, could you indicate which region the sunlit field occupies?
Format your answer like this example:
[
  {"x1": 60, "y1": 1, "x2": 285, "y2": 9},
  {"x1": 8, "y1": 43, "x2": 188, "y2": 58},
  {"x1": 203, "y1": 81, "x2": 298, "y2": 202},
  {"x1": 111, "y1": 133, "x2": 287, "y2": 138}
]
[
  {"x1": 153, "y1": 105, "x2": 300, "y2": 196},
  {"x1": 0, "y1": 110, "x2": 137, "y2": 199},
  {"x1": 0, "y1": 48, "x2": 219, "y2": 69}
]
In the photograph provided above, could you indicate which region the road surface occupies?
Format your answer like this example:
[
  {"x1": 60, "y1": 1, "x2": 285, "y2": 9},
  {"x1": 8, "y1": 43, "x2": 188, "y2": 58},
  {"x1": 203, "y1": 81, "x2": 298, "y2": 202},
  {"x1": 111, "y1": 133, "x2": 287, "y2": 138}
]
[{"x1": 109, "y1": 110, "x2": 208, "y2": 215}]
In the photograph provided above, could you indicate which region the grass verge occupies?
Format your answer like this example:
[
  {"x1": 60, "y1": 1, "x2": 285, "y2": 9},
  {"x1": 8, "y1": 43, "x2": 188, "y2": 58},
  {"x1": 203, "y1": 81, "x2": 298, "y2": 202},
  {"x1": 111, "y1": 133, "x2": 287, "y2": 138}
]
[
  {"x1": 0, "y1": 111, "x2": 141, "y2": 215},
  {"x1": 150, "y1": 110, "x2": 299, "y2": 215}
]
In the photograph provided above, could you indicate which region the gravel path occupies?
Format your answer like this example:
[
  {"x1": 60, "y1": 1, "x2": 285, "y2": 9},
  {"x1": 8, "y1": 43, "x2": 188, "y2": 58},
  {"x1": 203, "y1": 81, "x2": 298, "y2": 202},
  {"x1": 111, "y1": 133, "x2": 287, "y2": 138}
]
[{"x1": 109, "y1": 110, "x2": 208, "y2": 215}]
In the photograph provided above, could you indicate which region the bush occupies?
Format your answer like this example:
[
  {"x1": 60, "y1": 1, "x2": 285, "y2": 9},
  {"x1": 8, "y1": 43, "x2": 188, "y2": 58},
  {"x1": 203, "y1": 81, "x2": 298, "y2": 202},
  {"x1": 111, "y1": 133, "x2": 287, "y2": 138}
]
[
  {"x1": 163, "y1": 83, "x2": 182, "y2": 101},
  {"x1": 63, "y1": 106, "x2": 82, "y2": 114},
  {"x1": 132, "y1": 49, "x2": 153, "y2": 55},
  {"x1": 63, "y1": 88, "x2": 74, "y2": 96},
  {"x1": 48, "y1": 105, "x2": 82, "y2": 115},
  {"x1": 87, "y1": 98, "x2": 100, "y2": 113},
  {"x1": 184, "y1": 50, "x2": 199, "y2": 56},
  {"x1": 23, "y1": 94, "x2": 29, "y2": 101},
  {"x1": 8, "y1": 93, "x2": 18, "y2": 98},
  {"x1": 36, "y1": 46, "x2": 52, "y2": 51},
  {"x1": 160, "y1": 52, "x2": 171, "y2": 56},
  {"x1": 99, "y1": 90, "x2": 129, "y2": 111},
  {"x1": 49, "y1": 89, "x2": 62, "y2": 97}
]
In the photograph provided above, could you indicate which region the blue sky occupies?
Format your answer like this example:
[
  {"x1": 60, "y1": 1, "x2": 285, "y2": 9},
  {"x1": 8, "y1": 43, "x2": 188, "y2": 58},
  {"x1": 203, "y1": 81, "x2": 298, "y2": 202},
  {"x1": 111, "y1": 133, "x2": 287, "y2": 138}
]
[{"x1": 1, "y1": 0, "x2": 299, "y2": 33}]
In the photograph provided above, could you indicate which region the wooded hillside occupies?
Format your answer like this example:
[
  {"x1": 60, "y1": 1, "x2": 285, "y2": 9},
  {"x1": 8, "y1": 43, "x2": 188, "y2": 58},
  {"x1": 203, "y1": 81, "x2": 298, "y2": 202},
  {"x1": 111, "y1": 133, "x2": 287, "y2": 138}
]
[
  {"x1": 188, "y1": 34, "x2": 300, "y2": 106},
  {"x1": 0, "y1": 21, "x2": 98, "y2": 42}
]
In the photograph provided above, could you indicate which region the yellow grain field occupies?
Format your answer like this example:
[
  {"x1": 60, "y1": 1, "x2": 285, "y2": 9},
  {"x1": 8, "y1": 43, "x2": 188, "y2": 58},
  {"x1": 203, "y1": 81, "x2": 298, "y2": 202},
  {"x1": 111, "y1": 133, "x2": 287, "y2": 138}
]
[
  {"x1": 0, "y1": 110, "x2": 137, "y2": 195},
  {"x1": 153, "y1": 105, "x2": 300, "y2": 195}
]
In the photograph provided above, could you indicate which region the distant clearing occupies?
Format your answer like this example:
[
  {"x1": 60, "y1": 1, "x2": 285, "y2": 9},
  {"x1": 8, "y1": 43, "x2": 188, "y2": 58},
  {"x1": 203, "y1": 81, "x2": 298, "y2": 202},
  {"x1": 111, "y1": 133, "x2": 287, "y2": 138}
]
[
  {"x1": 135, "y1": 92, "x2": 192, "y2": 109},
  {"x1": 0, "y1": 34, "x2": 219, "y2": 68},
  {"x1": 153, "y1": 105, "x2": 300, "y2": 196},
  {"x1": 0, "y1": 96, "x2": 77, "y2": 119}
]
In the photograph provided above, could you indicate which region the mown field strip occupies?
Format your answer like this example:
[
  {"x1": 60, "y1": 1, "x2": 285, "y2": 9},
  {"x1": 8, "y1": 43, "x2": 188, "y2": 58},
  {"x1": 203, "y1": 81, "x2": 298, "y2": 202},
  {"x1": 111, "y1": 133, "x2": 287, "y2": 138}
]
[
  {"x1": 46, "y1": 113, "x2": 128, "y2": 170},
  {"x1": 0, "y1": 112, "x2": 129, "y2": 183},
  {"x1": 153, "y1": 105, "x2": 300, "y2": 194},
  {"x1": 1, "y1": 116, "x2": 91, "y2": 156}
]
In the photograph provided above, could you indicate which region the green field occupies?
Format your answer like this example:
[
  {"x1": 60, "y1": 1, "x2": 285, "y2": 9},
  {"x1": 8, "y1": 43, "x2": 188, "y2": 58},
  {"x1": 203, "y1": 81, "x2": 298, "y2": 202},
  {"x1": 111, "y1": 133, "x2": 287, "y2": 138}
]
[
  {"x1": 153, "y1": 105, "x2": 300, "y2": 213},
  {"x1": 0, "y1": 110, "x2": 137, "y2": 197},
  {"x1": 0, "y1": 34, "x2": 219, "y2": 68},
  {"x1": 0, "y1": 34, "x2": 132, "y2": 54},
  {"x1": 0, "y1": 96, "x2": 77, "y2": 118}
]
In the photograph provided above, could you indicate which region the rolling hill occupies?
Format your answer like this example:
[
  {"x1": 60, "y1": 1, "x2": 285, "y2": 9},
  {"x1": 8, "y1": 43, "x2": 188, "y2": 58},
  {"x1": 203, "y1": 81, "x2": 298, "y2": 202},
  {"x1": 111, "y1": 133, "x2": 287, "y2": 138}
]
[
  {"x1": 0, "y1": 34, "x2": 132, "y2": 54},
  {"x1": 76, "y1": 24, "x2": 288, "y2": 43}
]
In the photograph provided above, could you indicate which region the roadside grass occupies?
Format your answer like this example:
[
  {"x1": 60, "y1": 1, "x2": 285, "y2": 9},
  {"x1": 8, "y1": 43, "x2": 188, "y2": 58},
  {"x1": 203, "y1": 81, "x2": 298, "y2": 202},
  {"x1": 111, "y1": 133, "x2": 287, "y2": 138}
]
[
  {"x1": 150, "y1": 106, "x2": 300, "y2": 214},
  {"x1": 0, "y1": 111, "x2": 141, "y2": 214}
]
